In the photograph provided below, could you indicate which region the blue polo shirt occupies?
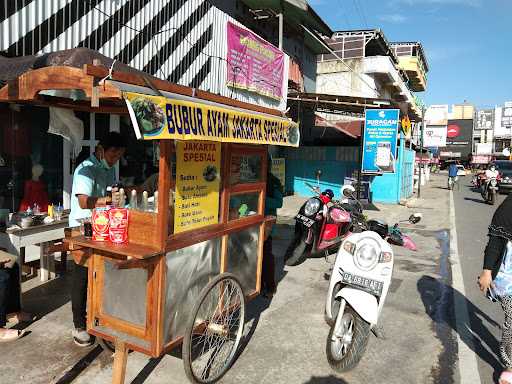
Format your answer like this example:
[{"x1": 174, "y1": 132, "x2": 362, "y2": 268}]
[
  {"x1": 69, "y1": 155, "x2": 116, "y2": 227},
  {"x1": 448, "y1": 164, "x2": 458, "y2": 177}
]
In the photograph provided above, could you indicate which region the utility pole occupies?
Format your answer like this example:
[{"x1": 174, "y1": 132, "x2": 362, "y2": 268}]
[{"x1": 418, "y1": 105, "x2": 426, "y2": 198}]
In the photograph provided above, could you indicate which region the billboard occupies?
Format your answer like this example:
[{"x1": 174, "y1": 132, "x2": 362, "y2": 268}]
[
  {"x1": 438, "y1": 119, "x2": 473, "y2": 159},
  {"x1": 476, "y1": 109, "x2": 494, "y2": 130},
  {"x1": 425, "y1": 105, "x2": 448, "y2": 126},
  {"x1": 423, "y1": 125, "x2": 447, "y2": 148},
  {"x1": 362, "y1": 109, "x2": 399, "y2": 174}
]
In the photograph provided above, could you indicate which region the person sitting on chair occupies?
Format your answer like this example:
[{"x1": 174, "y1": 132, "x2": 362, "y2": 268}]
[{"x1": 0, "y1": 251, "x2": 32, "y2": 342}]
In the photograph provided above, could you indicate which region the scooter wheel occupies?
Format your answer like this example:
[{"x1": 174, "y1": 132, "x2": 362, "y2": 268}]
[
  {"x1": 285, "y1": 239, "x2": 310, "y2": 266},
  {"x1": 326, "y1": 305, "x2": 370, "y2": 372}
]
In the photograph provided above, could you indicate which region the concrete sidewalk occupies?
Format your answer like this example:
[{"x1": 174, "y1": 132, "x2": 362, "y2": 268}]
[{"x1": 1, "y1": 175, "x2": 455, "y2": 384}]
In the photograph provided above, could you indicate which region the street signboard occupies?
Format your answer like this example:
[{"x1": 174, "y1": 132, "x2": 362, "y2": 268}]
[
  {"x1": 423, "y1": 125, "x2": 447, "y2": 147},
  {"x1": 438, "y1": 119, "x2": 473, "y2": 160},
  {"x1": 472, "y1": 155, "x2": 492, "y2": 164},
  {"x1": 476, "y1": 109, "x2": 494, "y2": 130},
  {"x1": 475, "y1": 143, "x2": 493, "y2": 155},
  {"x1": 425, "y1": 105, "x2": 448, "y2": 126},
  {"x1": 503, "y1": 104, "x2": 512, "y2": 127},
  {"x1": 362, "y1": 109, "x2": 399, "y2": 174}
]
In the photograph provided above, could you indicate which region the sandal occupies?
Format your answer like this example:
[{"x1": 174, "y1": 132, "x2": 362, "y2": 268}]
[
  {"x1": 499, "y1": 371, "x2": 512, "y2": 384},
  {"x1": 0, "y1": 328, "x2": 25, "y2": 343}
]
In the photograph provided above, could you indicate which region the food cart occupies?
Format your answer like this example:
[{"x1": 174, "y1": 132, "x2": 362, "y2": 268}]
[{"x1": 0, "y1": 50, "x2": 299, "y2": 384}]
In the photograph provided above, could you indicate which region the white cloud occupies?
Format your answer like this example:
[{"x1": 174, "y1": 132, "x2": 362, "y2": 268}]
[{"x1": 379, "y1": 14, "x2": 408, "y2": 23}]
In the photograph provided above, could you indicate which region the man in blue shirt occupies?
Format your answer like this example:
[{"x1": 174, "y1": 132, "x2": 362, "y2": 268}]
[
  {"x1": 70, "y1": 132, "x2": 126, "y2": 347},
  {"x1": 448, "y1": 161, "x2": 459, "y2": 190}
]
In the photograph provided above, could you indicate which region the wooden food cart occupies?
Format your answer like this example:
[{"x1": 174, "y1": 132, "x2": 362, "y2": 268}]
[{"x1": 0, "y1": 51, "x2": 299, "y2": 384}]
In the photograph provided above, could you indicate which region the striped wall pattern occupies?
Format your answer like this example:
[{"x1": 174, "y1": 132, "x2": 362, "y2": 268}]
[{"x1": 0, "y1": 0, "x2": 287, "y2": 110}]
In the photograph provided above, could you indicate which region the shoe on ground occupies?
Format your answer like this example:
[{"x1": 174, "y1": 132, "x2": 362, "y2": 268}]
[
  {"x1": 7, "y1": 311, "x2": 34, "y2": 324},
  {"x1": 72, "y1": 328, "x2": 94, "y2": 347}
]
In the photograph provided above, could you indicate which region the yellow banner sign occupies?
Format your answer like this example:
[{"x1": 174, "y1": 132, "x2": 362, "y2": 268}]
[
  {"x1": 174, "y1": 141, "x2": 221, "y2": 233},
  {"x1": 124, "y1": 92, "x2": 299, "y2": 147}
]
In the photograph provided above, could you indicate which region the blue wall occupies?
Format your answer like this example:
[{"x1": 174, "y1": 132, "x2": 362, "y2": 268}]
[
  {"x1": 283, "y1": 147, "x2": 359, "y2": 199},
  {"x1": 370, "y1": 136, "x2": 415, "y2": 204}
]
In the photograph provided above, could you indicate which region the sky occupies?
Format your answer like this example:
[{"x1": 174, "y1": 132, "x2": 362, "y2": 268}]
[{"x1": 308, "y1": 0, "x2": 512, "y2": 108}]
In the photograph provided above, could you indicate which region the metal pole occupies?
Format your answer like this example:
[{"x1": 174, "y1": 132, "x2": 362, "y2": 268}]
[
  {"x1": 357, "y1": 110, "x2": 365, "y2": 201},
  {"x1": 418, "y1": 106, "x2": 425, "y2": 198},
  {"x1": 278, "y1": 13, "x2": 283, "y2": 50}
]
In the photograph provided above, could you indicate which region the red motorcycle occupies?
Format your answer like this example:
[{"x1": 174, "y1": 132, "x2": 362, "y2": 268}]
[{"x1": 285, "y1": 183, "x2": 355, "y2": 266}]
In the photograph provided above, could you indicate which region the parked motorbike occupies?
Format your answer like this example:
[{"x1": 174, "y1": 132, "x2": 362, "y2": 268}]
[
  {"x1": 324, "y1": 213, "x2": 422, "y2": 372},
  {"x1": 481, "y1": 177, "x2": 499, "y2": 205},
  {"x1": 285, "y1": 183, "x2": 357, "y2": 266}
]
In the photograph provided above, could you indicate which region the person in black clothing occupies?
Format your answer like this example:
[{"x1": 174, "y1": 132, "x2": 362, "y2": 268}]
[
  {"x1": 479, "y1": 194, "x2": 512, "y2": 383},
  {"x1": 262, "y1": 161, "x2": 283, "y2": 298}
]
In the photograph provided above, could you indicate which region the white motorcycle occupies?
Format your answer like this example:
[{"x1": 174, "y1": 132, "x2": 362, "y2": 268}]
[{"x1": 324, "y1": 213, "x2": 422, "y2": 372}]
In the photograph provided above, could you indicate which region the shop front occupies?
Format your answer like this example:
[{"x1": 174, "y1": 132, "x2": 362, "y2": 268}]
[{"x1": 0, "y1": 48, "x2": 299, "y2": 383}]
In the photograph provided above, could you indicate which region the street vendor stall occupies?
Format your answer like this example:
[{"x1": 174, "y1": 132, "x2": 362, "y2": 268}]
[{"x1": 0, "y1": 49, "x2": 299, "y2": 384}]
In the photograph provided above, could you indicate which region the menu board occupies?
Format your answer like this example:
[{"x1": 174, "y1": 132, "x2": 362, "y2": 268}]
[{"x1": 174, "y1": 141, "x2": 221, "y2": 233}]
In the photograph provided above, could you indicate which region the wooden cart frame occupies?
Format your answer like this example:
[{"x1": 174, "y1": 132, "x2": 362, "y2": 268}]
[{"x1": 0, "y1": 60, "x2": 295, "y2": 383}]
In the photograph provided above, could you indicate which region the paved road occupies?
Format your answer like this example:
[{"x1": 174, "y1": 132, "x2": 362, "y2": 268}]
[{"x1": 453, "y1": 174, "x2": 507, "y2": 384}]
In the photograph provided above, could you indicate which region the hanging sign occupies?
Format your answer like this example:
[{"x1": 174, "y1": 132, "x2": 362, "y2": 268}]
[
  {"x1": 226, "y1": 21, "x2": 285, "y2": 100},
  {"x1": 362, "y1": 109, "x2": 399, "y2": 174},
  {"x1": 401, "y1": 115, "x2": 412, "y2": 139},
  {"x1": 124, "y1": 92, "x2": 299, "y2": 147},
  {"x1": 174, "y1": 141, "x2": 221, "y2": 233}
]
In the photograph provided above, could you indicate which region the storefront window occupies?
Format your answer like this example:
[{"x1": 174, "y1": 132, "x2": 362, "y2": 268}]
[
  {"x1": 0, "y1": 105, "x2": 63, "y2": 214},
  {"x1": 229, "y1": 192, "x2": 260, "y2": 221},
  {"x1": 230, "y1": 154, "x2": 262, "y2": 184}
]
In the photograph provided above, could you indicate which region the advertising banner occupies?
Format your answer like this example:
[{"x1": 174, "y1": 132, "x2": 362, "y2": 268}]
[
  {"x1": 425, "y1": 105, "x2": 449, "y2": 126},
  {"x1": 438, "y1": 119, "x2": 473, "y2": 160},
  {"x1": 476, "y1": 109, "x2": 494, "y2": 130},
  {"x1": 362, "y1": 109, "x2": 399, "y2": 174},
  {"x1": 472, "y1": 155, "x2": 492, "y2": 164},
  {"x1": 271, "y1": 158, "x2": 286, "y2": 189},
  {"x1": 174, "y1": 141, "x2": 221, "y2": 233},
  {"x1": 226, "y1": 22, "x2": 285, "y2": 100},
  {"x1": 423, "y1": 125, "x2": 447, "y2": 148},
  {"x1": 124, "y1": 92, "x2": 299, "y2": 147},
  {"x1": 475, "y1": 143, "x2": 493, "y2": 155}
]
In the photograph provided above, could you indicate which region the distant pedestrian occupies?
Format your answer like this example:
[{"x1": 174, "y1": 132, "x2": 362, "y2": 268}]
[{"x1": 478, "y1": 193, "x2": 512, "y2": 384}]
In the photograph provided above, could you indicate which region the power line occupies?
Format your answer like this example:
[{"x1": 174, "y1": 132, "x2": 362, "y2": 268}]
[
  {"x1": 337, "y1": 0, "x2": 352, "y2": 30},
  {"x1": 355, "y1": 0, "x2": 369, "y2": 28}
]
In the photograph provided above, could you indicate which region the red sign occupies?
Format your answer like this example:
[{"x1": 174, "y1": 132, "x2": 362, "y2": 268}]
[{"x1": 447, "y1": 124, "x2": 460, "y2": 138}]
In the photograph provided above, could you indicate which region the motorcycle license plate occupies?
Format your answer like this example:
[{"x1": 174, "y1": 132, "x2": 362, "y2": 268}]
[
  {"x1": 296, "y1": 214, "x2": 315, "y2": 228},
  {"x1": 342, "y1": 272, "x2": 383, "y2": 296}
]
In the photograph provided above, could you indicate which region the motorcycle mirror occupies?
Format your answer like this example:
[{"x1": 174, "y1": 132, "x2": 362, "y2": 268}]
[
  {"x1": 341, "y1": 184, "x2": 356, "y2": 198},
  {"x1": 315, "y1": 169, "x2": 323, "y2": 178},
  {"x1": 409, "y1": 213, "x2": 422, "y2": 224}
]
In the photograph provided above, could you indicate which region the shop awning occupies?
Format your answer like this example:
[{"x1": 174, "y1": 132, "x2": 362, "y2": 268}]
[
  {"x1": 314, "y1": 114, "x2": 361, "y2": 139},
  {"x1": 289, "y1": 92, "x2": 396, "y2": 116},
  {"x1": 0, "y1": 48, "x2": 299, "y2": 147}
]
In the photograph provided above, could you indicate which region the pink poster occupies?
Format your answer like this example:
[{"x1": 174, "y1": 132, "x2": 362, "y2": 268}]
[{"x1": 227, "y1": 22, "x2": 284, "y2": 100}]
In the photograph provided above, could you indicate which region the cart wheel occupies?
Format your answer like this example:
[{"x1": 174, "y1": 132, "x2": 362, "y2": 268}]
[{"x1": 182, "y1": 273, "x2": 246, "y2": 384}]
